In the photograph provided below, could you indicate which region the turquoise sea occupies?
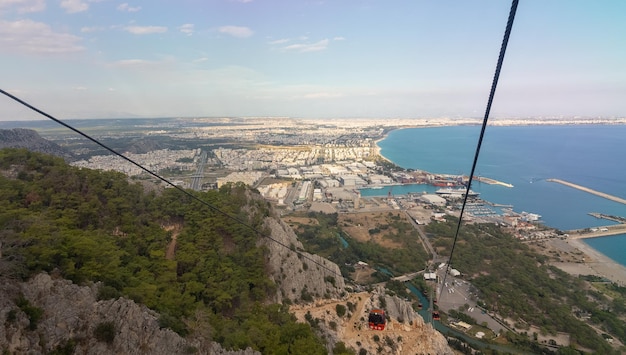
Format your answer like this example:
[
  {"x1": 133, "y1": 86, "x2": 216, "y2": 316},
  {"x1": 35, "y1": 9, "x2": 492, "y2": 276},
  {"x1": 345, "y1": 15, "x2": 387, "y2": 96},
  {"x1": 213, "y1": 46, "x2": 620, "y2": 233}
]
[{"x1": 370, "y1": 125, "x2": 626, "y2": 268}]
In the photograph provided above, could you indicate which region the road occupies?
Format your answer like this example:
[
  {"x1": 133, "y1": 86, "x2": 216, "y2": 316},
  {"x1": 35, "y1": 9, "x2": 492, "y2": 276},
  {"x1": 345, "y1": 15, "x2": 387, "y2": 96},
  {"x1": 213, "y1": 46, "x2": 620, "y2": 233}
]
[{"x1": 190, "y1": 150, "x2": 208, "y2": 191}]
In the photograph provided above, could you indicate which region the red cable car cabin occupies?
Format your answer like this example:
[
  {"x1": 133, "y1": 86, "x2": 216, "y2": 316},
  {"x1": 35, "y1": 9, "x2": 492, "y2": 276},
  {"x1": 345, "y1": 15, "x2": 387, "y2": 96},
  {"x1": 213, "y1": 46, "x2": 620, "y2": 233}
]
[{"x1": 368, "y1": 309, "x2": 386, "y2": 330}]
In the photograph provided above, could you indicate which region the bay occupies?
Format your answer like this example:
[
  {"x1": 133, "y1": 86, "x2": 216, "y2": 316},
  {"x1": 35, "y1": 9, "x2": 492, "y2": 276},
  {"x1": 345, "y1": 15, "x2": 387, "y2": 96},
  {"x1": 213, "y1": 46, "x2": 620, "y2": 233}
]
[{"x1": 374, "y1": 124, "x2": 626, "y2": 267}]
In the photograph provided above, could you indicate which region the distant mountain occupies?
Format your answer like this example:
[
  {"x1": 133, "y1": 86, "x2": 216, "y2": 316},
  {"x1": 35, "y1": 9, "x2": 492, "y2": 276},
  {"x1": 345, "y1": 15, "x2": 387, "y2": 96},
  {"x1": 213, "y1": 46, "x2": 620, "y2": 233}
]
[{"x1": 0, "y1": 128, "x2": 75, "y2": 161}]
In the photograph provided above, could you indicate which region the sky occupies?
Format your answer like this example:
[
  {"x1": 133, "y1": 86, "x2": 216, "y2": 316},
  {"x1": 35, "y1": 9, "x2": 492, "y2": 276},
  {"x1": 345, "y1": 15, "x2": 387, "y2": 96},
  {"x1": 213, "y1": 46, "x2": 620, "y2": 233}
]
[{"x1": 1, "y1": 0, "x2": 625, "y2": 121}]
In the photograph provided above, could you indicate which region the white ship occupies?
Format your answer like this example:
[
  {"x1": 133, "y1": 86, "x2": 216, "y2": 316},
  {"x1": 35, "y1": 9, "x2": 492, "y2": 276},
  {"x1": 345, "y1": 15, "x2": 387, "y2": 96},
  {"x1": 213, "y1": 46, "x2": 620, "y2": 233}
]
[{"x1": 435, "y1": 188, "x2": 479, "y2": 198}]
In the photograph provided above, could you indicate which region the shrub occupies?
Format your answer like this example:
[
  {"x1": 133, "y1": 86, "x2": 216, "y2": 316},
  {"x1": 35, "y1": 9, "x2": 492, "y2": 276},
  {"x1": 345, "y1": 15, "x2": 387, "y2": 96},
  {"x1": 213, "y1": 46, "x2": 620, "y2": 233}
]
[
  {"x1": 158, "y1": 313, "x2": 188, "y2": 336},
  {"x1": 16, "y1": 296, "x2": 43, "y2": 331},
  {"x1": 336, "y1": 304, "x2": 347, "y2": 317},
  {"x1": 94, "y1": 321, "x2": 116, "y2": 343},
  {"x1": 97, "y1": 285, "x2": 121, "y2": 300}
]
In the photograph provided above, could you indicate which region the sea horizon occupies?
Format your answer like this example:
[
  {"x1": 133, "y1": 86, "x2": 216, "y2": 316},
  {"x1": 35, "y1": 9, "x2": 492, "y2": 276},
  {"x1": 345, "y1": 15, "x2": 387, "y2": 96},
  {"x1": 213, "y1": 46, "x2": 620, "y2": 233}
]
[{"x1": 373, "y1": 124, "x2": 626, "y2": 269}]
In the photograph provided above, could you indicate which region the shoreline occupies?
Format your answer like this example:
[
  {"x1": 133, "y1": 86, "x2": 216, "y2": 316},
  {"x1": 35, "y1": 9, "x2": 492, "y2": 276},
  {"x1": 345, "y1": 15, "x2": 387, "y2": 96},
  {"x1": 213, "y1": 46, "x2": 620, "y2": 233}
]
[
  {"x1": 374, "y1": 126, "x2": 626, "y2": 286},
  {"x1": 554, "y1": 238, "x2": 626, "y2": 286}
]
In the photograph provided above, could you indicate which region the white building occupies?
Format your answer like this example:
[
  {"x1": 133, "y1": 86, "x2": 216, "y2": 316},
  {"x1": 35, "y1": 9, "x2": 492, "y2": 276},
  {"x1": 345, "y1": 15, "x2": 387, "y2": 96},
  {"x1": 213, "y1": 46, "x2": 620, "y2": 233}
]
[{"x1": 339, "y1": 175, "x2": 367, "y2": 187}]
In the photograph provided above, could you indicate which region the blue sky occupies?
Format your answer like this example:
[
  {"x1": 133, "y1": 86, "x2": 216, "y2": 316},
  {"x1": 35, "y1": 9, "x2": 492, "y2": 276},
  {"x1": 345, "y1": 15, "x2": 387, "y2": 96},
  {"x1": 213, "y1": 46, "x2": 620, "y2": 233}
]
[{"x1": 1, "y1": 0, "x2": 625, "y2": 121}]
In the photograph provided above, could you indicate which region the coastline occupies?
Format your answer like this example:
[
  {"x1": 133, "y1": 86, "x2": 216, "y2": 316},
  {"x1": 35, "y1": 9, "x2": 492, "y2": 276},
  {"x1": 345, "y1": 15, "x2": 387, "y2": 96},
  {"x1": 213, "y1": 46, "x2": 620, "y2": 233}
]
[
  {"x1": 373, "y1": 136, "x2": 392, "y2": 164},
  {"x1": 375, "y1": 125, "x2": 626, "y2": 286},
  {"x1": 553, "y1": 238, "x2": 626, "y2": 286}
]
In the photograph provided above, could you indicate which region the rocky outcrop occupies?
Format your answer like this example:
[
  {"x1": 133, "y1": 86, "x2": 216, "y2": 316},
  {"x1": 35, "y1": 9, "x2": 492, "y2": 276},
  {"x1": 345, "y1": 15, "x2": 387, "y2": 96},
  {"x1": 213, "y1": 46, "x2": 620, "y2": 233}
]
[
  {"x1": 382, "y1": 292, "x2": 420, "y2": 325},
  {"x1": 0, "y1": 274, "x2": 258, "y2": 355},
  {"x1": 290, "y1": 289, "x2": 453, "y2": 355},
  {"x1": 263, "y1": 218, "x2": 346, "y2": 304},
  {"x1": 0, "y1": 128, "x2": 75, "y2": 161}
]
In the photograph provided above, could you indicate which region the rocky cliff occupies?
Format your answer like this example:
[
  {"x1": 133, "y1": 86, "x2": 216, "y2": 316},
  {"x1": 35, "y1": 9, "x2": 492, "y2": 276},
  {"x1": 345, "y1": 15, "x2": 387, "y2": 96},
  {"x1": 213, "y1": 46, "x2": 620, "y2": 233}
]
[
  {"x1": 263, "y1": 217, "x2": 346, "y2": 304},
  {"x1": 0, "y1": 274, "x2": 257, "y2": 355}
]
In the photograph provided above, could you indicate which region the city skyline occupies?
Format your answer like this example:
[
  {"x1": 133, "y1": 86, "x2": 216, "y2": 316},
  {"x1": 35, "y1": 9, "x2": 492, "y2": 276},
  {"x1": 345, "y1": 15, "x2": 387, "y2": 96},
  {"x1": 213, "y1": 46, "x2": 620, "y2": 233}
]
[{"x1": 1, "y1": 0, "x2": 625, "y2": 121}]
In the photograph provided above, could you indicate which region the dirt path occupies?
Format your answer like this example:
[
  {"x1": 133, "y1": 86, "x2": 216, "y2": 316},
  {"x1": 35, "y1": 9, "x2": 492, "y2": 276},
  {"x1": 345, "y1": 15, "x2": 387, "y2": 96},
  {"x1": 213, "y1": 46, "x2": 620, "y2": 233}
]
[{"x1": 164, "y1": 224, "x2": 182, "y2": 260}]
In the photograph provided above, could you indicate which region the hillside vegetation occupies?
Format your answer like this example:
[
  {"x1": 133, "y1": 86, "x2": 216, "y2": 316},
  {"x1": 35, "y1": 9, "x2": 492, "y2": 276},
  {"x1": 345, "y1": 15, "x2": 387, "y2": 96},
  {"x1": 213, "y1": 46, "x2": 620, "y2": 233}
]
[{"x1": 0, "y1": 148, "x2": 326, "y2": 353}]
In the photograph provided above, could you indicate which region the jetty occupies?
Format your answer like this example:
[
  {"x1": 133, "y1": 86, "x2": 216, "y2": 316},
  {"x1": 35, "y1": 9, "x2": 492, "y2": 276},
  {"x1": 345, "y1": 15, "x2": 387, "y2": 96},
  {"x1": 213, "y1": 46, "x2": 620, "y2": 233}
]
[
  {"x1": 474, "y1": 176, "x2": 513, "y2": 188},
  {"x1": 568, "y1": 223, "x2": 626, "y2": 239},
  {"x1": 547, "y1": 178, "x2": 626, "y2": 205},
  {"x1": 589, "y1": 212, "x2": 626, "y2": 224}
]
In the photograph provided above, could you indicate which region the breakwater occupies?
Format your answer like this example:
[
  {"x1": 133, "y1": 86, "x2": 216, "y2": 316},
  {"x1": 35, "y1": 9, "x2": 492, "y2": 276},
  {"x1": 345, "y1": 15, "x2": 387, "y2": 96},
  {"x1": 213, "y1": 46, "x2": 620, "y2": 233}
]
[
  {"x1": 547, "y1": 178, "x2": 626, "y2": 205},
  {"x1": 568, "y1": 223, "x2": 626, "y2": 239}
]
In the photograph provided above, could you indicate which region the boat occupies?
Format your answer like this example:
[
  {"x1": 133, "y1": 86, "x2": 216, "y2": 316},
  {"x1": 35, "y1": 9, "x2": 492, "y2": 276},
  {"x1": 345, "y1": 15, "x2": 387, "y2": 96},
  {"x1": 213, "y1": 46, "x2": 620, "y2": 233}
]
[
  {"x1": 435, "y1": 188, "x2": 479, "y2": 197},
  {"x1": 431, "y1": 180, "x2": 463, "y2": 187}
]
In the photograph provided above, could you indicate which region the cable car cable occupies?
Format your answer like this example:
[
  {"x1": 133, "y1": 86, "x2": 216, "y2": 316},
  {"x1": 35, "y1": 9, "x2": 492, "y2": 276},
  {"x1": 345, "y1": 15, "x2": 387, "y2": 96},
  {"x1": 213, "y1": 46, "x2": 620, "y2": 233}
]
[
  {"x1": 0, "y1": 88, "x2": 346, "y2": 282},
  {"x1": 440, "y1": 0, "x2": 519, "y2": 300}
]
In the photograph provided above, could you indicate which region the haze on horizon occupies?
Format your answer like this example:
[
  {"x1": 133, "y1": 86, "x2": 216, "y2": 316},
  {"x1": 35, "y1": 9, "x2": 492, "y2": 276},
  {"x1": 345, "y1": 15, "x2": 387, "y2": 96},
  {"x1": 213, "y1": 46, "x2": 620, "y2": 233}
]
[{"x1": 1, "y1": 0, "x2": 625, "y2": 122}]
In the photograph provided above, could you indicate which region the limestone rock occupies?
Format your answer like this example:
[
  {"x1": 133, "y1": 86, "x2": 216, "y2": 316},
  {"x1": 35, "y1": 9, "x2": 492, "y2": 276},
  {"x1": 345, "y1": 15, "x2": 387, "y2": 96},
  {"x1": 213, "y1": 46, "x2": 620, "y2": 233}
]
[
  {"x1": 263, "y1": 217, "x2": 346, "y2": 304},
  {"x1": 0, "y1": 273, "x2": 258, "y2": 355},
  {"x1": 290, "y1": 290, "x2": 453, "y2": 355}
]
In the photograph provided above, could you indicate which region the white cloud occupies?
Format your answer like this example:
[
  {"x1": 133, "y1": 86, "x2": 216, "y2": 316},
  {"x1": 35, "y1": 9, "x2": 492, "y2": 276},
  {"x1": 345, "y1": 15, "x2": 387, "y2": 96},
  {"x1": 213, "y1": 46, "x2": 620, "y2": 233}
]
[
  {"x1": 80, "y1": 26, "x2": 104, "y2": 33},
  {"x1": 268, "y1": 38, "x2": 289, "y2": 45},
  {"x1": 60, "y1": 0, "x2": 88, "y2": 13},
  {"x1": 117, "y1": 2, "x2": 140, "y2": 12},
  {"x1": 333, "y1": 36, "x2": 345, "y2": 41},
  {"x1": 107, "y1": 58, "x2": 175, "y2": 71},
  {"x1": 124, "y1": 25, "x2": 167, "y2": 35},
  {"x1": 0, "y1": 19, "x2": 84, "y2": 54},
  {"x1": 284, "y1": 39, "x2": 329, "y2": 52},
  {"x1": 5, "y1": 88, "x2": 26, "y2": 95},
  {"x1": 179, "y1": 23, "x2": 194, "y2": 36},
  {"x1": 230, "y1": 0, "x2": 253, "y2": 3},
  {"x1": 218, "y1": 25, "x2": 253, "y2": 38},
  {"x1": 193, "y1": 57, "x2": 208, "y2": 63},
  {"x1": 0, "y1": 0, "x2": 45, "y2": 13},
  {"x1": 109, "y1": 59, "x2": 152, "y2": 67}
]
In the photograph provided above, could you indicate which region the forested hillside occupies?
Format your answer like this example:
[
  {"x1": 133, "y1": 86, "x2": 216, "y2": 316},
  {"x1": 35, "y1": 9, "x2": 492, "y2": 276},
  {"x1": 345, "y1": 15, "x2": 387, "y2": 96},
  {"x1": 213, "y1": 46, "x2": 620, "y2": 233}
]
[{"x1": 0, "y1": 148, "x2": 327, "y2": 353}]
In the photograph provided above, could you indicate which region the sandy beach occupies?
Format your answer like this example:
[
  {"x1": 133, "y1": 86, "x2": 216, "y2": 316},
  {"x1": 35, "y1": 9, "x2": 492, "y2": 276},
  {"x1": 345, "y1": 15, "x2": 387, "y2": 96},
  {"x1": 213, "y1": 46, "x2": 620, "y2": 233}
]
[
  {"x1": 550, "y1": 237, "x2": 626, "y2": 286},
  {"x1": 373, "y1": 136, "x2": 391, "y2": 163}
]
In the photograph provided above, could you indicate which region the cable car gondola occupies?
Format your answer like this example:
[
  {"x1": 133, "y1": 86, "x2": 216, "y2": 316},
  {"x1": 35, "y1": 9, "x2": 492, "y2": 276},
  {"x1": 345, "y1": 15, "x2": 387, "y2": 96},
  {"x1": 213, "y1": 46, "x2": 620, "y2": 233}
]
[{"x1": 368, "y1": 309, "x2": 386, "y2": 330}]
